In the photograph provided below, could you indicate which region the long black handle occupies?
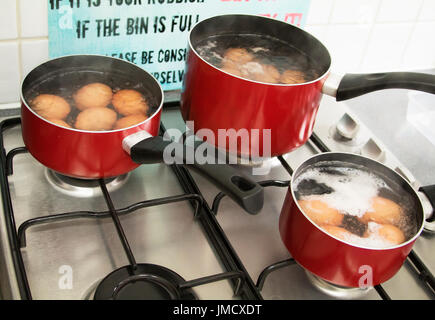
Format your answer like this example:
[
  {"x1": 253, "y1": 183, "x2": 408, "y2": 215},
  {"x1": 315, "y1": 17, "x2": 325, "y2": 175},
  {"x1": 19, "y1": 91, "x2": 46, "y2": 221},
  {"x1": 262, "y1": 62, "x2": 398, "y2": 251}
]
[
  {"x1": 129, "y1": 136, "x2": 264, "y2": 215},
  {"x1": 336, "y1": 72, "x2": 435, "y2": 101}
]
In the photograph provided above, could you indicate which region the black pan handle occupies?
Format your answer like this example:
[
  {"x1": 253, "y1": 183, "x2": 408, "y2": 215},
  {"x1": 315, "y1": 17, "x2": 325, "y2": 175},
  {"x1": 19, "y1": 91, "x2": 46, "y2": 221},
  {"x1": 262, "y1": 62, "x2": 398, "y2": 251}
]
[
  {"x1": 333, "y1": 72, "x2": 435, "y2": 101},
  {"x1": 122, "y1": 132, "x2": 264, "y2": 215}
]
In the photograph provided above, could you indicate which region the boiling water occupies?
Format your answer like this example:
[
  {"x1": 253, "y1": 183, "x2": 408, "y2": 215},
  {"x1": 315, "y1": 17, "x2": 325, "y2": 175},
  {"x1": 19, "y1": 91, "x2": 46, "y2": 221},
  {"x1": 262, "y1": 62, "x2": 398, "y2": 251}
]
[
  {"x1": 294, "y1": 161, "x2": 419, "y2": 248},
  {"x1": 25, "y1": 70, "x2": 159, "y2": 129},
  {"x1": 194, "y1": 34, "x2": 322, "y2": 83}
]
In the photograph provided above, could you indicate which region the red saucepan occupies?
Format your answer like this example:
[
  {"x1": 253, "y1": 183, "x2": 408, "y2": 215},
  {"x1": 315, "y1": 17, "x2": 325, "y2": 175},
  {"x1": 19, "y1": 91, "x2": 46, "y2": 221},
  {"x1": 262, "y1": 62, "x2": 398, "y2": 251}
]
[
  {"x1": 181, "y1": 14, "x2": 435, "y2": 158},
  {"x1": 20, "y1": 55, "x2": 263, "y2": 214},
  {"x1": 279, "y1": 152, "x2": 429, "y2": 287}
]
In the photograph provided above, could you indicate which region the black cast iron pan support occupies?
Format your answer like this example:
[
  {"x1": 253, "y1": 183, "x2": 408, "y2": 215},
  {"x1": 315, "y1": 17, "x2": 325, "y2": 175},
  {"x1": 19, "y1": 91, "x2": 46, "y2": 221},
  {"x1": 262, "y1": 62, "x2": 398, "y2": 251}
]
[{"x1": 0, "y1": 117, "x2": 262, "y2": 300}]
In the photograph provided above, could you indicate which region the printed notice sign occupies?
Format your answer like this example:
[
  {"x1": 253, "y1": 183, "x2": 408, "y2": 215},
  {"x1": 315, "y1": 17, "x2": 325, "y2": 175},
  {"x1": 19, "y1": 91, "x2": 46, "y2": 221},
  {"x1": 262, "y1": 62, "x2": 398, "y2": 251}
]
[{"x1": 48, "y1": 0, "x2": 311, "y2": 91}]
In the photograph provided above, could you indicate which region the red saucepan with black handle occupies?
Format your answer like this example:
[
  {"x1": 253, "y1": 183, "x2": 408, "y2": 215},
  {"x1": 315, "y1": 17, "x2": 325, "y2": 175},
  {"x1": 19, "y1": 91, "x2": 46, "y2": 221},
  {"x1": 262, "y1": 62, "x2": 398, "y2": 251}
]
[
  {"x1": 279, "y1": 152, "x2": 429, "y2": 288},
  {"x1": 181, "y1": 14, "x2": 435, "y2": 158},
  {"x1": 20, "y1": 55, "x2": 263, "y2": 214}
]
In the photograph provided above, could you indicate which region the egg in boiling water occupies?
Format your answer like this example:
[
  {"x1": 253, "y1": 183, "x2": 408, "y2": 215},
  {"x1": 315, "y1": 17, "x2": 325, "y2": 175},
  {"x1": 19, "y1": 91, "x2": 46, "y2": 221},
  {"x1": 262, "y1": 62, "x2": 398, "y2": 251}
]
[
  {"x1": 362, "y1": 197, "x2": 402, "y2": 225},
  {"x1": 298, "y1": 199, "x2": 343, "y2": 226},
  {"x1": 320, "y1": 225, "x2": 352, "y2": 241},
  {"x1": 366, "y1": 222, "x2": 405, "y2": 246}
]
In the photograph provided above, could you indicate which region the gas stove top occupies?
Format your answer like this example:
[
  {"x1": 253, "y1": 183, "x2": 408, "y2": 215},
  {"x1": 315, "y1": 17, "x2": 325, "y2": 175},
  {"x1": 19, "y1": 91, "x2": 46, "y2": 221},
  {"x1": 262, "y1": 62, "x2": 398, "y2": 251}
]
[{"x1": 0, "y1": 94, "x2": 433, "y2": 300}]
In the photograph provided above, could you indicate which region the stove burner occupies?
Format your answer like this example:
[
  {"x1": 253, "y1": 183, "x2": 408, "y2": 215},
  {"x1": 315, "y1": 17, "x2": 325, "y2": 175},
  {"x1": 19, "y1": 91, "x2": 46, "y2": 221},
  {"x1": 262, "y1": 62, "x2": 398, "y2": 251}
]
[
  {"x1": 45, "y1": 169, "x2": 129, "y2": 197},
  {"x1": 305, "y1": 271, "x2": 372, "y2": 299},
  {"x1": 93, "y1": 264, "x2": 198, "y2": 300}
]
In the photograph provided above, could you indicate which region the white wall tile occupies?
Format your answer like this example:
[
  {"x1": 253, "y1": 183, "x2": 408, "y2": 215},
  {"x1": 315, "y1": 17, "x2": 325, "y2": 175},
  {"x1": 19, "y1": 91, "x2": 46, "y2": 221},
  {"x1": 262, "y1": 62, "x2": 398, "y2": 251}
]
[
  {"x1": 419, "y1": 0, "x2": 435, "y2": 21},
  {"x1": 401, "y1": 22, "x2": 435, "y2": 70},
  {"x1": 21, "y1": 39, "x2": 49, "y2": 78},
  {"x1": 361, "y1": 23, "x2": 414, "y2": 72},
  {"x1": 19, "y1": 0, "x2": 48, "y2": 38},
  {"x1": 304, "y1": 25, "x2": 329, "y2": 46},
  {"x1": 0, "y1": 42, "x2": 21, "y2": 104},
  {"x1": 306, "y1": 0, "x2": 334, "y2": 25},
  {"x1": 377, "y1": 0, "x2": 423, "y2": 22},
  {"x1": 331, "y1": 0, "x2": 380, "y2": 24},
  {"x1": 324, "y1": 24, "x2": 372, "y2": 72},
  {"x1": 0, "y1": 0, "x2": 18, "y2": 40}
]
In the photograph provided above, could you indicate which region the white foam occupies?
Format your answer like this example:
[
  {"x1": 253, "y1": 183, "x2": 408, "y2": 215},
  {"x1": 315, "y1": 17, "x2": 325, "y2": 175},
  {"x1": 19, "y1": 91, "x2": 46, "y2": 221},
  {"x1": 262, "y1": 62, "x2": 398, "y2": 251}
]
[
  {"x1": 340, "y1": 232, "x2": 395, "y2": 249},
  {"x1": 239, "y1": 62, "x2": 264, "y2": 76},
  {"x1": 211, "y1": 52, "x2": 223, "y2": 61},
  {"x1": 196, "y1": 40, "x2": 218, "y2": 58},
  {"x1": 295, "y1": 165, "x2": 389, "y2": 218},
  {"x1": 251, "y1": 47, "x2": 270, "y2": 53}
]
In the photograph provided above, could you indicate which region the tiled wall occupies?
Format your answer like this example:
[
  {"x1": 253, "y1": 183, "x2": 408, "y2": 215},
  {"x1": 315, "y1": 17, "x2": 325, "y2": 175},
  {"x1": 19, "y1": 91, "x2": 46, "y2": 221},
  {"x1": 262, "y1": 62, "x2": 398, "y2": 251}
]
[
  {"x1": 305, "y1": 0, "x2": 435, "y2": 73},
  {"x1": 1, "y1": 0, "x2": 434, "y2": 109},
  {"x1": 0, "y1": 0, "x2": 48, "y2": 108}
]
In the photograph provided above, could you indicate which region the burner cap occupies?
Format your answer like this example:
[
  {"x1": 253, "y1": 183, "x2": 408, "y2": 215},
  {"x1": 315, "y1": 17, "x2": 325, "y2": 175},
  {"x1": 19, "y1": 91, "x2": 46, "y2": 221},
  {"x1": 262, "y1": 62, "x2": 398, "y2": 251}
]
[
  {"x1": 305, "y1": 271, "x2": 372, "y2": 299},
  {"x1": 45, "y1": 169, "x2": 129, "y2": 198},
  {"x1": 94, "y1": 264, "x2": 197, "y2": 300}
]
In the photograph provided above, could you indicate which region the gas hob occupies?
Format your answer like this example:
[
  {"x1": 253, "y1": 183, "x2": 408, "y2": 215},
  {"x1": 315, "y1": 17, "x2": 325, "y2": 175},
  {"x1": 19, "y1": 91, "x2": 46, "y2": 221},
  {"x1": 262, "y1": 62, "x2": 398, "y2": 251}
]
[{"x1": 0, "y1": 93, "x2": 433, "y2": 300}]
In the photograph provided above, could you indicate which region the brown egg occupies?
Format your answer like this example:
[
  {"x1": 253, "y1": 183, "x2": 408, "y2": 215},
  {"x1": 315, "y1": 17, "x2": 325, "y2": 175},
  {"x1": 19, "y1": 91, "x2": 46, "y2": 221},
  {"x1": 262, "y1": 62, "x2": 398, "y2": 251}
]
[
  {"x1": 320, "y1": 225, "x2": 352, "y2": 241},
  {"x1": 377, "y1": 224, "x2": 405, "y2": 245},
  {"x1": 264, "y1": 65, "x2": 281, "y2": 82},
  {"x1": 75, "y1": 107, "x2": 117, "y2": 131},
  {"x1": 114, "y1": 114, "x2": 149, "y2": 130},
  {"x1": 47, "y1": 118, "x2": 72, "y2": 128},
  {"x1": 256, "y1": 64, "x2": 280, "y2": 84},
  {"x1": 220, "y1": 57, "x2": 243, "y2": 76},
  {"x1": 112, "y1": 89, "x2": 149, "y2": 116},
  {"x1": 31, "y1": 94, "x2": 71, "y2": 120},
  {"x1": 221, "y1": 58, "x2": 239, "y2": 69},
  {"x1": 237, "y1": 62, "x2": 281, "y2": 84},
  {"x1": 220, "y1": 65, "x2": 243, "y2": 77},
  {"x1": 362, "y1": 197, "x2": 402, "y2": 225},
  {"x1": 223, "y1": 48, "x2": 254, "y2": 64},
  {"x1": 73, "y1": 83, "x2": 113, "y2": 110},
  {"x1": 298, "y1": 199, "x2": 343, "y2": 226},
  {"x1": 280, "y1": 70, "x2": 306, "y2": 84},
  {"x1": 239, "y1": 61, "x2": 265, "y2": 81}
]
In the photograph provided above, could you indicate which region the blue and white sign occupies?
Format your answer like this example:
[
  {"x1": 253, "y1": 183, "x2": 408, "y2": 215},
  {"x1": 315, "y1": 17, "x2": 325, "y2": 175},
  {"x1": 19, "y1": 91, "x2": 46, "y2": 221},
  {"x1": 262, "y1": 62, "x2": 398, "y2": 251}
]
[{"x1": 48, "y1": 0, "x2": 311, "y2": 91}]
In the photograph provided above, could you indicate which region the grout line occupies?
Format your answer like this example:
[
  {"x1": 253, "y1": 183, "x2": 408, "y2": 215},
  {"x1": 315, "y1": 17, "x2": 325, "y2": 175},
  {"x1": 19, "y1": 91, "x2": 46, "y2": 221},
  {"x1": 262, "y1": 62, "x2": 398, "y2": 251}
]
[
  {"x1": 0, "y1": 37, "x2": 49, "y2": 43},
  {"x1": 0, "y1": 37, "x2": 18, "y2": 42},
  {"x1": 355, "y1": 0, "x2": 382, "y2": 72},
  {"x1": 398, "y1": 0, "x2": 426, "y2": 69},
  {"x1": 328, "y1": 0, "x2": 337, "y2": 24},
  {"x1": 398, "y1": 21, "x2": 418, "y2": 70},
  {"x1": 320, "y1": 0, "x2": 337, "y2": 69},
  {"x1": 304, "y1": 20, "x2": 429, "y2": 27},
  {"x1": 0, "y1": 39, "x2": 19, "y2": 43},
  {"x1": 415, "y1": 0, "x2": 426, "y2": 20},
  {"x1": 16, "y1": 0, "x2": 23, "y2": 81}
]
